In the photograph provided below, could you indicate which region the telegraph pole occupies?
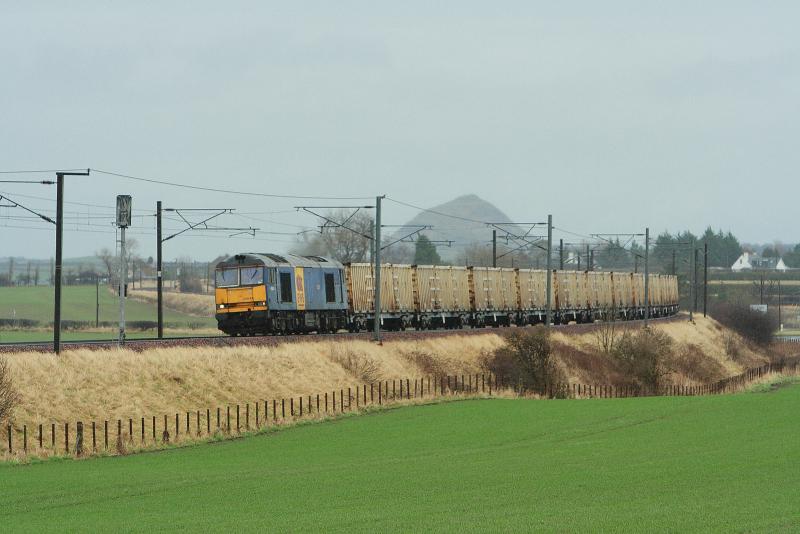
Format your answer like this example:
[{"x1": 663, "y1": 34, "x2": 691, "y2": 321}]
[
  {"x1": 693, "y1": 247, "x2": 699, "y2": 313},
  {"x1": 373, "y1": 195, "x2": 384, "y2": 341},
  {"x1": 689, "y1": 241, "x2": 695, "y2": 322},
  {"x1": 703, "y1": 242, "x2": 708, "y2": 318},
  {"x1": 586, "y1": 244, "x2": 590, "y2": 271},
  {"x1": 545, "y1": 214, "x2": 553, "y2": 327},
  {"x1": 492, "y1": 230, "x2": 497, "y2": 268},
  {"x1": 778, "y1": 279, "x2": 782, "y2": 331},
  {"x1": 672, "y1": 249, "x2": 676, "y2": 276},
  {"x1": 95, "y1": 274, "x2": 99, "y2": 328},
  {"x1": 589, "y1": 250, "x2": 594, "y2": 271},
  {"x1": 644, "y1": 227, "x2": 650, "y2": 326},
  {"x1": 156, "y1": 201, "x2": 163, "y2": 339},
  {"x1": 53, "y1": 169, "x2": 90, "y2": 354},
  {"x1": 559, "y1": 239, "x2": 564, "y2": 270}
]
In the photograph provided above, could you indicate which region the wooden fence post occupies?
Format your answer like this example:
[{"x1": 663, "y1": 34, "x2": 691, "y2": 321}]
[
  {"x1": 317, "y1": 394, "x2": 320, "y2": 413},
  {"x1": 40, "y1": 423, "x2": 44, "y2": 450},
  {"x1": 175, "y1": 413, "x2": 179, "y2": 439},
  {"x1": 227, "y1": 406, "x2": 231, "y2": 431},
  {"x1": 75, "y1": 422, "x2": 83, "y2": 457},
  {"x1": 162, "y1": 414, "x2": 169, "y2": 443},
  {"x1": 196, "y1": 411, "x2": 200, "y2": 436},
  {"x1": 142, "y1": 417, "x2": 145, "y2": 443},
  {"x1": 6, "y1": 425, "x2": 11, "y2": 454},
  {"x1": 325, "y1": 392, "x2": 329, "y2": 412},
  {"x1": 300, "y1": 397, "x2": 304, "y2": 416},
  {"x1": 378, "y1": 384, "x2": 382, "y2": 405},
  {"x1": 65, "y1": 422, "x2": 69, "y2": 453},
  {"x1": 273, "y1": 400, "x2": 277, "y2": 422},
  {"x1": 363, "y1": 385, "x2": 367, "y2": 405},
  {"x1": 281, "y1": 399, "x2": 285, "y2": 419},
  {"x1": 370, "y1": 383, "x2": 374, "y2": 403}
]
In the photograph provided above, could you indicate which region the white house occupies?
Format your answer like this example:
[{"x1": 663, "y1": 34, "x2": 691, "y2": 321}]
[
  {"x1": 731, "y1": 252, "x2": 788, "y2": 272},
  {"x1": 731, "y1": 252, "x2": 753, "y2": 271}
]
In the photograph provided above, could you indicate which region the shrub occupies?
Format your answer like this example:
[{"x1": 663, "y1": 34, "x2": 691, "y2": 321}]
[
  {"x1": 0, "y1": 356, "x2": 20, "y2": 423},
  {"x1": 613, "y1": 328, "x2": 673, "y2": 389},
  {"x1": 401, "y1": 350, "x2": 448, "y2": 377},
  {"x1": 180, "y1": 277, "x2": 204, "y2": 294},
  {"x1": 330, "y1": 347, "x2": 382, "y2": 383},
  {"x1": 711, "y1": 302, "x2": 778, "y2": 346},
  {"x1": 482, "y1": 327, "x2": 565, "y2": 394}
]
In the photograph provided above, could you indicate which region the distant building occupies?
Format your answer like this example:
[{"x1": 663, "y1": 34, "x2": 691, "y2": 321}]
[{"x1": 731, "y1": 252, "x2": 788, "y2": 272}]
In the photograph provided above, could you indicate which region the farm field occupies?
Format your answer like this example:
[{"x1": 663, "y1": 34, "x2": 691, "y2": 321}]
[
  {"x1": 2, "y1": 385, "x2": 799, "y2": 532},
  {"x1": 0, "y1": 285, "x2": 216, "y2": 339}
]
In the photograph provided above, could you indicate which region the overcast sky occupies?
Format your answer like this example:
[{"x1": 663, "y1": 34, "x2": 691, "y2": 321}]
[{"x1": 1, "y1": 1, "x2": 798, "y2": 261}]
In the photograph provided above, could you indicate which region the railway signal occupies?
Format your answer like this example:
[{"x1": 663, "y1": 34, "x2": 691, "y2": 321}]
[{"x1": 116, "y1": 195, "x2": 132, "y2": 346}]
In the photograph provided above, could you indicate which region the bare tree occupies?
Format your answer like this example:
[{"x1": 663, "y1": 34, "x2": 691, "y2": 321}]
[
  {"x1": 96, "y1": 248, "x2": 117, "y2": 282},
  {"x1": 293, "y1": 209, "x2": 374, "y2": 264},
  {"x1": 593, "y1": 307, "x2": 620, "y2": 355}
]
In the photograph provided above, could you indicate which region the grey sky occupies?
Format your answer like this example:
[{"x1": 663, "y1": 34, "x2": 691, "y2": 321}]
[{"x1": 1, "y1": 1, "x2": 798, "y2": 261}]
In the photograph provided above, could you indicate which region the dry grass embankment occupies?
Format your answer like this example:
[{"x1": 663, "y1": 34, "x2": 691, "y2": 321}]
[
  {"x1": 552, "y1": 315, "x2": 770, "y2": 387},
  {"x1": 3, "y1": 335, "x2": 502, "y2": 427},
  {"x1": 128, "y1": 289, "x2": 214, "y2": 317},
  {"x1": 1, "y1": 315, "x2": 783, "y2": 429}
]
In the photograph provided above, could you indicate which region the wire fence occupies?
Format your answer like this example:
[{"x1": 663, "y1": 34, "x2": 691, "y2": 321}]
[{"x1": 3, "y1": 359, "x2": 799, "y2": 461}]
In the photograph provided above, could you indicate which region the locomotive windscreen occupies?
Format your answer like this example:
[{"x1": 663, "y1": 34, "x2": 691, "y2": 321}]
[{"x1": 216, "y1": 268, "x2": 239, "y2": 288}]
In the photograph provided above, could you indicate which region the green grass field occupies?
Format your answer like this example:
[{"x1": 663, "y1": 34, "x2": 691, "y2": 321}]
[
  {"x1": 0, "y1": 285, "x2": 216, "y2": 341},
  {"x1": 2, "y1": 384, "x2": 799, "y2": 532}
]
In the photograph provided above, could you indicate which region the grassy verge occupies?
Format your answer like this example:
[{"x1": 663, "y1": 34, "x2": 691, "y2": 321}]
[
  {"x1": 2, "y1": 385, "x2": 799, "y2": 532},
  {"x1": 0, "y1": 329, "x2": 220, "y2": 343}
]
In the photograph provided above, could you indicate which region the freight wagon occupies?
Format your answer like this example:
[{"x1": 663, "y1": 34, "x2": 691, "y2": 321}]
[{"x1": 214, "y1": 253, "x2": 680, "y2": 335}]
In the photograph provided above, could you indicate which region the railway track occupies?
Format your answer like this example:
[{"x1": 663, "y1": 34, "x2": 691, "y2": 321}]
[{"x1": 0, "y1": 314, "x2": 685, "y2": 353}]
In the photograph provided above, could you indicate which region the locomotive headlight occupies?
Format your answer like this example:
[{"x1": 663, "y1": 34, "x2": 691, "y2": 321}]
[{"x1": 218, "y1": 304, "x2": 225, "y2": 309}]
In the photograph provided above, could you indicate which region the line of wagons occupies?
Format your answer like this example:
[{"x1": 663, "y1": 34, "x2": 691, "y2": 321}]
[{"x1": 214, "y1": 253, "x2": 679, "y2": 336}]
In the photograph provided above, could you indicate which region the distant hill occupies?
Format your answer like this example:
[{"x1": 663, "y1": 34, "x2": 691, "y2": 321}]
[{"x1": 396, "y1": 195, "x2": 519, "y2": 262}]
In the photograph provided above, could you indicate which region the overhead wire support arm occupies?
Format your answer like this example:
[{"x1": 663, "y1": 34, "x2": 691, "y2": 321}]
[
  {"x1": 379, "y1": 225, "x2": 431, "y2": 251},
  {"x1": 0, "y1": 194, "x2": 56, "y2": 224},
  {"x1": 295, "y1": 206, "x2": 375, "y2": 240},
  {"x1": 162, "y1": 209, "x2": 231, "y2": 242}
]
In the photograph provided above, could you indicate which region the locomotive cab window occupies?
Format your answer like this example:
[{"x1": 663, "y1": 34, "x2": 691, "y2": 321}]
[
  {"x1": 325, "y1": 273, "x2": 336, "y2": 303},
  {"x1": 240, "y1": 267, "x2": 264, "y2": 286},
  {"x1": 216, "y1": 268, "x2": 239, "y2": 288},
  {"x1": 279, "y1": 272, "x2": 292, "y2": 303}
]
